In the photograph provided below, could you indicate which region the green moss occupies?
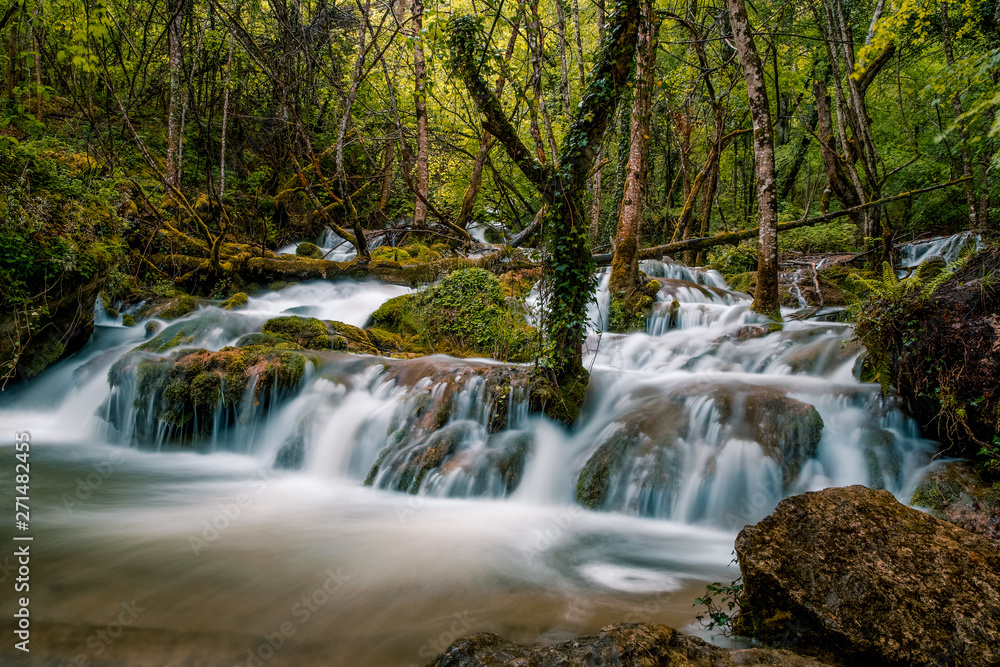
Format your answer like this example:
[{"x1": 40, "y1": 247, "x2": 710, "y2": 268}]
[
  {"x1": 160, "y1": 295, "x2": 197, "y2": 320},
  {"x1": 221, "y1": 292, "x2": 249, "y2": 310},
  {"x1": 727, "y1": 271, "x2": 757, "y2": 295},
  {"x1": 24, "y1": 338, "x2": 66, "y2": 378},
  {"x1": 262, "y1": 316, "x2": 340, "y2": 350},
  {"x1": 295, "y1": 242, "x2": 324, "y2": 259},
  {"x1": 368, "y1": 294, "x2": 416, "y2": 332},
  {"x1": 409, "y1": 268, "x2": 535, "y2": 362},
  {"x1": 122, "y1": 314, "x2": 136, "y2": 327},
  {"x1": 911, "y1": 478, "x2": 963, "y2": 511},
  {"x1": 190, "y1": 371, "x2": 222, "y2": 408}
]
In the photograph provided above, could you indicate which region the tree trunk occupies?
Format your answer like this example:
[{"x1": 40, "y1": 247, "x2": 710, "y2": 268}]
[
  {"x1": 412, "y1": 0, "x2": 429, "y2": 228},
  {"x1": 609, "y1": 0, "x2": 657, "y2": 298},
  {"x1": 556, "y1": 0, "x2": 571, "y2": 116},
  {"x1": 449, "y1": 0, "x2": 640, "y2": 404},
  {"x1": 727, "y1": 0, "x2": 779, "y2": 318},
  {"x1": 378, "y1": 135, "x2": 395, "y2": 216},
  {"x1": 219, "y1": 31, "x2": 233, "y2": 196},
  {"x1": 165, "y1": 0, "x2": 183, "y2": 188},
  {"x1": 940, "y1": 0, "x2": 979, "y2": 230},
  {"x1": 453, "y1": 21, "x2": 521, "y2": 231}
]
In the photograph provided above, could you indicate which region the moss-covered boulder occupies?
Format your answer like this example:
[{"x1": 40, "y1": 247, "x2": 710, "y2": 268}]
[
  {"x1": 220, "y1": 292, "x2": 249, "y2": 310},
  {"x1": 295, "y1": 242, "x2": 324, "y2": 259},
  {"x1": 110, "y1": 344, "x2": 309, "y2": 440},
  {"x1": 366, "y1": 268, "x2": 534, "y2": 362},
  {"x1": 734, "y1": 485, "x2": 1000, "y2": 667},
  {"x1": 261, "y1": 316, "x2": 346, "y2": 350}
]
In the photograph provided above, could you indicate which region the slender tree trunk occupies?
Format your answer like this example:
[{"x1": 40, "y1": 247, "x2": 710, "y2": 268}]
[
  {"x1": 165, "y1": 0, "x2": 183, "y2": 188},
  {"x1": 609, "y1": 0, "x2": 657, "y2": 298},
  {"x1": 556, "y1": 0, "x2": 571, "y2": 116},
  {"x1": 219, "y1": 31, "x2": 233, "y2": 196},
  {"x1": 378, "y1": 134, "x2": 395, "y2": 215},
  {"x1": 30, "y1": 2, "x2": 42, "y2": 118},
  {"x1": 728, "y1": 0, "x2": 779, "y2": 317},
  {"x1": 412, "y1": 0, "x2": 429, "y2": 228},
  {"x1": 940, "y1": 0, "x2": 979, "y2": 230},
  {"x1": 571, "y1": 0, "x2": 585, "y2": 85}
]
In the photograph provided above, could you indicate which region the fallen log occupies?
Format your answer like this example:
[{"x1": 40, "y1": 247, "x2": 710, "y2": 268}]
[{"x1": 595, "y1": 177, "x2": 971, "y2": 266}]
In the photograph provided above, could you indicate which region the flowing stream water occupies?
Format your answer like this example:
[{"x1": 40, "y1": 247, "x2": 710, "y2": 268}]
[{"x1": 0, "y1": 240, "x2": 949, "y2": 666}]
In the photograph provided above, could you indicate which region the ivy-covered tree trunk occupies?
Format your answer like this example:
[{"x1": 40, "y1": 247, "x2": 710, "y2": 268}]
[
  {"x1": 449, "y1": 0, "x2": 641, "y2": 421},
  {"x1": 727, "y1": 0, "x2": 779, "y2": 318}
]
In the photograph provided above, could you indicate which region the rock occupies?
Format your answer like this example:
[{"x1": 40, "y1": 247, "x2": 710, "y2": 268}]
[
  {"x1": 261, "y1": 316, "x2": 347, "y2": 351},
  {"x1": 0, "y1": 266, "x2": 109, "y2": 382},
  {"x1": 295, "y1": 242, "x2": 324, "y2": 259},
  {"x1": 365, "y1": 359, "x2": 533, "y2": 493},
  {"x1": 855, "y1": 247, "x2": 1000, "y2": 460},
  {"x1": 911, "y1": 461, "x2": 1000, "y2": 539},
  {"x1": 427, "y1": 623, "x2": 835, "y2": 667},
  {"x1": 575, "y1": 383, "x2": 823, "y2": 513},
  {"x1": 220, "y1": 292, "x2": 249, "y2": 310},
  {"x1": 734, "y1": 485, "x2": 1000, "y2": 667},
  {"x1": 107, "y1": 344, "x2": 310, "y2": 441}
]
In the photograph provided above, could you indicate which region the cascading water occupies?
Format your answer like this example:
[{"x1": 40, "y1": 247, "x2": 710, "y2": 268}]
[
  {"x1": 0, "y1": 245, "x2": 944, "y2": 666},
  {"x1": 899, "y1": 231, "x2": 981, "y2": 269}
]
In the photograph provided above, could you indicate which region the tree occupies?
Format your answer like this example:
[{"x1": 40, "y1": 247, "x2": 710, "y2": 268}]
[
  {"x1": 727, "y1": 0, "x2": 779, "y2": 317},
  {"x1": 449, "y1": 0, "x2": 641, "y2": 418}
]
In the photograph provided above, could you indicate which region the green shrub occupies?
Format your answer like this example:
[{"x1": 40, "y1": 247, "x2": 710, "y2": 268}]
[{"x1": 778, "y1": 221, "x2": 861, "y2": 254}]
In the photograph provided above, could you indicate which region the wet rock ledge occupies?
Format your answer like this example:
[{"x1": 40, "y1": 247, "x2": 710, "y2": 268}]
[
  {"x1": 428, "y1": 485, "x2": 1000, "y2": 667},
  {"x1": 428, "y1": 623, "x2": 834, "y2": 667}
]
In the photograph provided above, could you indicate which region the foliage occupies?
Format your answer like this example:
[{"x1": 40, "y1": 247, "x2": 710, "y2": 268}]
[
  {"x1": 707, "y1": 244, "x2": 757, "y2": 277},
  {"x1": 777, "y1": 222, "x2": 861, "y2": 254},
  {"x1": 694, "y1": 576, "x2": 744, "y2": 635}
]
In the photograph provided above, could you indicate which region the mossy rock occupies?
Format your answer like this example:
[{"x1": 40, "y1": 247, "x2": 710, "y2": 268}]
[
  {"x1": 499, "y1": 268, "x2": 543, "y2": 298},
  {"x1": 408, "y1": 267, "x2": 535, "y2": 362},
  {"x1": 235, "y1": 332, "x2": 304, "y2": 349},
  {"x1": 368, "y1": 294, "x2": 416, "y2": 332},
  {"x1": 727, "y1": 271, "x2": 757, "y2": 295},
  {"x1": 117, "y1": 345, "x2": 310, "y2": 440},
  {"x1": 295, "y1": 242, "x2": 324, "y2": 259},
  {"x1": 159, "y1": 295, "x2": 198, "y2": 320},
  {"x1": 221, "y1": 292, "x2": 249, "y2": 310},
  {"x1": 262, "y1": 316, "x2": 345, "y2": 350},
  {"x1": 576, "y1": 426, "x2": 639, "y2": 509},
  {"x1": 122, "y1": 314, "x2": 136, "y2": 327},
  {"x1": 911, "y1": 477, "x2": 963, "y2": 511}
]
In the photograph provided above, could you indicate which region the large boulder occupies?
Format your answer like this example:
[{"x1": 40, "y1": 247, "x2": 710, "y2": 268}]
[
  {"x1": 734, "y1": 485, "x2": 1000, "y2": 666},
  {"x1": 427, "y1": 623, "x2": 834, "y2": 667}
]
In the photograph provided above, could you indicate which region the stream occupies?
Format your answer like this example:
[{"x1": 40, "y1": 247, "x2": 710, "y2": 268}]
[{"x1": 0, "y1": 235, "x2": 970, "y2": 666}]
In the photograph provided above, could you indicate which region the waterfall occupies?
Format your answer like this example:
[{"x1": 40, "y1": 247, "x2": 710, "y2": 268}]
[{"x1": 0, "y1": 237, "x2": 957, "y2": 667}]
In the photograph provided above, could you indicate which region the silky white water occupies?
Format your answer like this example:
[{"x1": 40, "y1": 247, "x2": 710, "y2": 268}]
[{"x1": 0, "y1": 250, "x2": 940, "y2": 666}]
